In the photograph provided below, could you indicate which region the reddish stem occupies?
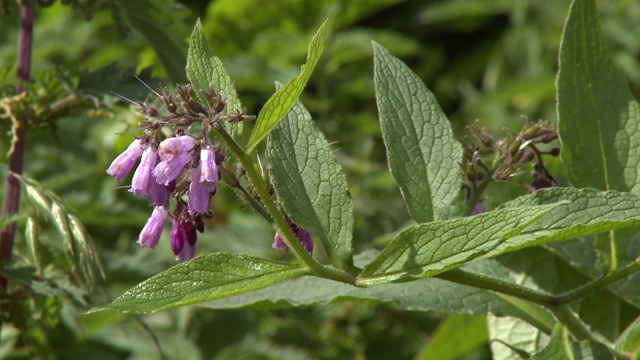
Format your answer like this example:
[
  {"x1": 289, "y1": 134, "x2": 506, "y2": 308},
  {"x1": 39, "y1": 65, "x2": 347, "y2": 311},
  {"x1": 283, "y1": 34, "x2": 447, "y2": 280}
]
[{"x1": 0, "y1": 0, "x2": 35, "y2": 291}]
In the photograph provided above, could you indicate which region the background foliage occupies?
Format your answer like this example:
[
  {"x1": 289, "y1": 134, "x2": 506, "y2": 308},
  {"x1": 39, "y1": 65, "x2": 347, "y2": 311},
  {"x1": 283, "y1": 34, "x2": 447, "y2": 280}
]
[{"x1": 2, "y1": 0, "x2": 640, "y2": 358}]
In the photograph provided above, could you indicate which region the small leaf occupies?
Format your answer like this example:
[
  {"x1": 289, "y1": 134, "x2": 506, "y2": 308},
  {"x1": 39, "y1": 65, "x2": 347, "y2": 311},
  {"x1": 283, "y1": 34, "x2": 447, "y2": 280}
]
[
  {"x1": 491, "y1": 188, "x2": 640, "y2": 256},
  {"x1": 246, "y1": 20, "x2": 329, "y2": 153},
  {"x1": 358, "y1": 203, "x2": 563, "y2": 284},
  {"x1": 186, "y1": 19, "x2": 242, "y2": 114},
  {"x1": 25, "y1": 217, "x2": 42, "y2": 274},
  {"x1": 268, "y1": 100, "x2": 355, "y2": 270},
  {"x1": 103, "y1": 253, "x2": 309, "y2": 314},
  {"x1": 373, "y1": 42, "x2": 463, "y2": 223}
]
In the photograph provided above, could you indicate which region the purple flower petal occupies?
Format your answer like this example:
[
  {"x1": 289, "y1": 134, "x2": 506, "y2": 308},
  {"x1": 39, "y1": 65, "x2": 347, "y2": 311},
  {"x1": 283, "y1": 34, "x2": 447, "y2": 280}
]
[
  {"x1": 106, "y1": 139, "x2": 143, "y2": 182},
  {"x1": 188, "y1": 167, "x2": 212, "y2": 214},
  {"x1": 137, "y1": 206, "x2": 168, "y2": 248},
  {"x1": 170, "y1": 217, "x2": 184, "y2": 255},
  {"x1": 130, "y1": 148, "x2": 156, "y2": 197},
  {"x1": 199, "y1": 146, "x2": 219, "y2": 185},
  {"x1": 175, "y1": 241, "x2": 196, "y2": 261}
]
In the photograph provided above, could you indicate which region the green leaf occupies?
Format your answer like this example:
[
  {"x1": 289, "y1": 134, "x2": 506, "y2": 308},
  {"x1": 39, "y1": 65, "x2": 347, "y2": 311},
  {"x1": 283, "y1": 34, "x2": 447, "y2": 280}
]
[
  {"x1": 615, "y1": 315, "x2": 640, "y2": 355},
  {"x1": 557, "y1": 0, "x2": 640, "y2": 194},
  {"x1": 103, "y1": 253, "x2": 309, "y2": 314},
  {"x1": 358, "y1": 203, "x2": 563, "y2": 284},
  {"x1": 118, "y1": 0, "x2": 187, "y2": 83},
  {"x1": 186, "y1": 19, "x2": 242, "y2": 114},
  {"x1": 415, "y1": 314, "x2": 488, "y2": 360},
  {"x1": 532, "y1": 325, "x2": 613, "y2": 360},
  {"x1": 246, "y1": 20, "x2": 329, "y2": 153},
  {"x1": 491, "y1": 188, "x2": 640, "y2": 256},
  {"x1": 372, "y1": 42, "x2": 462, "y2": 223},
  {"x1": 268, "y1": 100, "x2": 355, "y2": 271},
  {"x1": 557, "y1": 0, "x2": 640, "y2": 272},
  {"x1": 488, "y1": 315, "x2": 549, "y2": 360},
  {"x1": 78, "y1": 64, "x2": 160, "y2": 100}
]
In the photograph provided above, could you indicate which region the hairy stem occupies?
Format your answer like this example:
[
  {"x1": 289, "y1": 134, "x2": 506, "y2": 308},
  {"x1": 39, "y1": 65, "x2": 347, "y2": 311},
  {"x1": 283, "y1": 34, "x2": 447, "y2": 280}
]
[
  {"x1": 1, "y1": 0, "x2": 35, "y2": 290},
  {"x1": 217, "y1": 127, "x2": 356, "y2": 284}
]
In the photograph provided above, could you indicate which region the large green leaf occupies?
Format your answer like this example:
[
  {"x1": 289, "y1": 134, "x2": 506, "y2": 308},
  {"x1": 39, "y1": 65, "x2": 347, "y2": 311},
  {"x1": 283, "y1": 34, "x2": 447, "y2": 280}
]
[
  {"x1": 557, "y1": 0, "x2": 640, "y2": 272},
  {"x1": 557, "y1": 0, "x2": 640, "y2": 194},
  {"x1": 103, "y1": 253, "x2": 309, "y2": 314},
  {"x1": 186, "y1": 19, "x2": 242, "y2": 114},
  {"x1": 491, "y1": 188, "x2": 640, "y2": 256},
  {"x1": 358, "y1": 203, "x2": 563, "y2": 284},
  {"x1": 488, "y1": 315, "x2": 549, "y2": 360},
  {"x1": 246, "y1": 20, "x2": 329, "y2": 153},
  {"x1": 268, "y1": 100, "x2": 355, "y2": 271},
  {"x1": 373, "y1": 42, "x2": 463, "y2": 223}
]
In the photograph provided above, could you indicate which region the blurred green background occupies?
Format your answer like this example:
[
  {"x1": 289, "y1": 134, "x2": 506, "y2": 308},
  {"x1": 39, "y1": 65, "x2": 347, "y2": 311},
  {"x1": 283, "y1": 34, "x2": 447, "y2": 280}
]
[{"x1": 1, "y1": 0, "x2": 640, "y2": 358}]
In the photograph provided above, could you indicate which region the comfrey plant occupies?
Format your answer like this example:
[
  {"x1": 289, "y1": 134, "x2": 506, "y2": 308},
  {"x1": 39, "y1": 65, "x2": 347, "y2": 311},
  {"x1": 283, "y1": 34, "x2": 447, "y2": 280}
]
[{"x1": 99, "y1": 1, "x2": 640, "y2": 358}]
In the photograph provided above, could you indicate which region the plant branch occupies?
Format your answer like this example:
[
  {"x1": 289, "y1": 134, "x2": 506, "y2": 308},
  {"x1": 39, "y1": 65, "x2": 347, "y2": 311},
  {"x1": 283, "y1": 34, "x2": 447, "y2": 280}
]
[
  {"x1": 436, "y1": 268, "x2": 555, "y2": 307},
  {"x1": 217, "y1": 126, "x2": 357, "y2": 285},
  {"x1": 1, "y1": 0, "x2": 35, "y2": 290}
]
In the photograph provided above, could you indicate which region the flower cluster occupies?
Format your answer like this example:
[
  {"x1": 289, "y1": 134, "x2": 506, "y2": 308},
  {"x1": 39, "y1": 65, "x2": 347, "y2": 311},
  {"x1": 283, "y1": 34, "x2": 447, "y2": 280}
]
[{"x1": 106, "y1": 84, "x2": 230, "y2": 260}]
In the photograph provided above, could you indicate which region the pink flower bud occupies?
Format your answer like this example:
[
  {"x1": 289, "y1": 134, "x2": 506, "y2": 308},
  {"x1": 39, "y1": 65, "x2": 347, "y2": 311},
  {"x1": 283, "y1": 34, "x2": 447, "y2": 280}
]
[{"x1": 106, "y1": 139, "x2": 144, "y2": 182}]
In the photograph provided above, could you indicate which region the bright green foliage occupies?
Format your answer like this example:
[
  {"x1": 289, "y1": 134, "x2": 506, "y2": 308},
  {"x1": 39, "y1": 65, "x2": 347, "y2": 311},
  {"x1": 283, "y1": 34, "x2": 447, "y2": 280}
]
[
  {"x1": 268, "y1": 100, "x2": 355, "y2": 271},
  {"x1": 373, "y1": 42, "x2": 463, "y2": 223},
  {"x1": 186, "y1": 20, "x2": 242, "y2": 113},
  {"x1": 358, "y1": 203, "x2": 563, "y2": 284},
  {"x1": 532, "y1": 325, "x2": 614, "y2": 359},
  {"x1": 246, "y1": 20, "x2": 329, "y2": 153},
  {"x1": 488, "y1": 315, "x2": 549, "y2": 360},
  {"x1": 106, "y1": 253, "x2": 309, "y2": 314}
]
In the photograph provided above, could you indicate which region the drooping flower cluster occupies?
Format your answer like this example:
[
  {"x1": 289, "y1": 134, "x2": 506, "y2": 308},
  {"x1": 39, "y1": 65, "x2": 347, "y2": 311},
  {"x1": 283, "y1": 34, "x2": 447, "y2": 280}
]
[{"x1": 106, "y1": 84, "x2": 230, "y2": 260}]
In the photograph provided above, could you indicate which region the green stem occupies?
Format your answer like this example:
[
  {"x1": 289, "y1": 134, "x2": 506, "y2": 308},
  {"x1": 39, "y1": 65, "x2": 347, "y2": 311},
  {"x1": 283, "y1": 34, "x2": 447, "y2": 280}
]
[
  {"x1": 556, "y1": 260, "x2": 640, "y2": 306},
  {"x1": 217, "y1": 127, "x2": 356, "y2": 285},
  {"x1": 462, "y1": 176, "x2": 492, "y2": 217},
  {"x1": 436, "y1": 268, "x2": 555, "y2": 307}
]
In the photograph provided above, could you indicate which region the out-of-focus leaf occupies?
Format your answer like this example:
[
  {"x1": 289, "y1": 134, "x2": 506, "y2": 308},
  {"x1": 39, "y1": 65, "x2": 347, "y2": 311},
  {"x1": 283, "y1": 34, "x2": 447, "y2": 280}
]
[
  {"x1": 246, "y1": 20, "x2": 328, "y2": 153},
  {"x1": 77, "y1": 64, "x2": 160, "y2": 100},
  {"x1": 268, "y1": 100, "x2": 354, "y2": 271},
  {"x1": 373, "y1": 42, "x2": 462, "y2": 223},
  {"x1": 415, "y1": 314, "x2": 488, "y2": 360},
  {"x1": 117, "y1": 0, "x2": 187, "y2": 83}
]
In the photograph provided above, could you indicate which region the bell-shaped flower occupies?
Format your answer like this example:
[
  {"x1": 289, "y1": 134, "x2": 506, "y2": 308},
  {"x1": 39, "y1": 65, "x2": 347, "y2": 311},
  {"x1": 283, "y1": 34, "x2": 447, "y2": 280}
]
[
  {"x1": 130, "y1": 147, "x2": 156, "y2": 197},
  {"x1": 137, "y1": 206, "x2": 168, "y2": 248},
  {"x1": 170, "y1": 217, "x2": 184, "y2": 255},
  {"x1": 198, "y1": 146, "x2": 219, "y2": 185},
  {"x1": 152, "y1": 136, "x2": 195, "y2": 185},
  {"x1": 272, "y1": 223, "x2": 313, "y2": 254},
  {"x1": 106, "y1": 139, "x2": 144, "y2": 182},
  {"x1": 188, "y1": 167, "x2": 216, "y2": 214}
]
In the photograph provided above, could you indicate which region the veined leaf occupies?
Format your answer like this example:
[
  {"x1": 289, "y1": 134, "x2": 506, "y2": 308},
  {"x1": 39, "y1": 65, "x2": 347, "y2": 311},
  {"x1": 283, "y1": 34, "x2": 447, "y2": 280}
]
[
  {"x1": 491, "y1": 188, "x2": 640, "y2": 256},
  {"x1": 557, "y1": 0, "x2": 640, "y2": 195},
  {"x1": 373, "y1": 42, "x2": 462, "y2": 223},
  {"x1": 102, "y1": 253, "x2": 309, "y2": 314},
  {"x1": 557, "y1": 0, "x2": 640, "y2": 272},
  {"x1": 358, "y1": 203, "x2": 563, "y2": 284},
  {"x1": 268, "y1": 100, "x2": 355, "y2": 271},
  {"x1": 186, "y1": 20, "x2": 242, "y2": 114},
  {"x1": 532, "y1": 325, "x2": 613, "y2": 360},
  {"x1": 246, "y1": 20, "x2": 329, "y2": 153},
  {"x1": 488, "y1": 315, "x2": 549, "y2": 360}
]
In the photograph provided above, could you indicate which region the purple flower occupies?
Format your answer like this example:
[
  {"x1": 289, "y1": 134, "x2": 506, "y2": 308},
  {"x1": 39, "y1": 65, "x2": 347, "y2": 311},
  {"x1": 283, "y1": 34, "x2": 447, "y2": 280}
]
[
  {"x1": 471, "y1": 202, "x2": 485, "y2": 216},
  {"x1": 176, "y1": 241, "x2": 196, "y2": 261},
  {"x1": 152, "y1": 136, "x2": 196, "y2": 185},
  {"x1": 106, "y1": 139, "x2": 144, "y2": 182},
  {"x1": 198, "y1": 146, "x2": 219, "y2": 185},
  {"x1": 137, "y1": 206, "x2": 168, "y2": 248},
  {"x1": 170, "y1": 217, "x2": 184, "y2": 255},
  {"x1": 147, "y1": 176, "x2": 170, "y2": 206},
  {"x1": 273, "y1": 223, "x2": 313, "y2": 254},
  {"x1": 188, "y1": 167, "x2": 216, "y2": 214},
  {"x1": 130, "y1": 147, "x2": 157, "y2": 197}
]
